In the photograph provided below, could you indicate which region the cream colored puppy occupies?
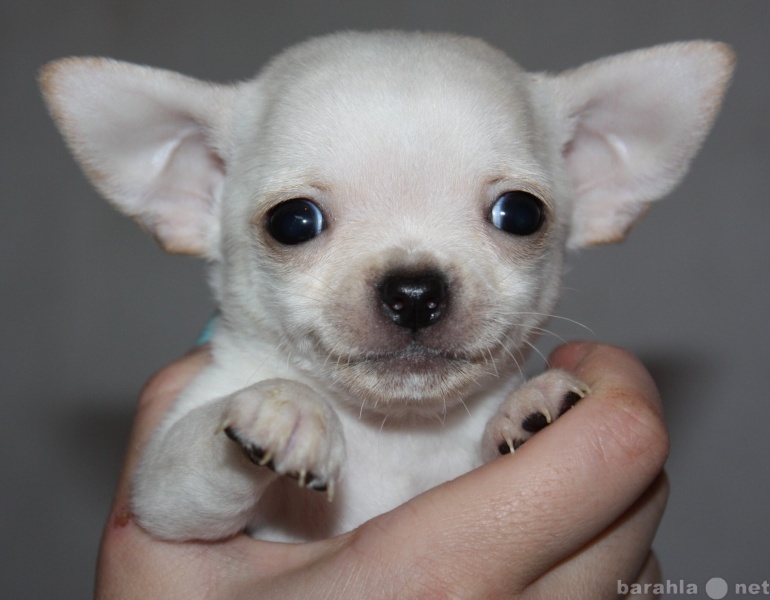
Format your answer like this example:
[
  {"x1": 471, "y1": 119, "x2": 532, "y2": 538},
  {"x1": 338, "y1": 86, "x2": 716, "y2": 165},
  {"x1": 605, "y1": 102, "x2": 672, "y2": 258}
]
[{"x1": 41, "y1": 31, "x2": 733, "y2": 542}]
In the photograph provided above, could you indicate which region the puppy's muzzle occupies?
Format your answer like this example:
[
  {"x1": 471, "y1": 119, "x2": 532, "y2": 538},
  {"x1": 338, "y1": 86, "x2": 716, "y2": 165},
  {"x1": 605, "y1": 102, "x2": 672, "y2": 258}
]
[{"x1": 378, "y1": 271, "x2": 448, "y2": 332}]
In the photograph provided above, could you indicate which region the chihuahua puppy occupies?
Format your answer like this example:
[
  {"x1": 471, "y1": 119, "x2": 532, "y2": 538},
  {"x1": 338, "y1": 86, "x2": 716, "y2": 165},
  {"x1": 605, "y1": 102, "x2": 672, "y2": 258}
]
[{"x1": 41, "y1": 31, "x2": 732, "y2": 542}]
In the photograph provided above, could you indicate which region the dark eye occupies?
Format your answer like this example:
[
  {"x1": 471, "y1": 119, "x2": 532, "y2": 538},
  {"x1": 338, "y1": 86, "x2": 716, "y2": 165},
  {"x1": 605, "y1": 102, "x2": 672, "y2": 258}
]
[
  {"x1": 267, "y1": 198, "x2": 324, "y2": 245},
  {"x1": 489, "y1": 191, "x2": 545, "y2": 236}
]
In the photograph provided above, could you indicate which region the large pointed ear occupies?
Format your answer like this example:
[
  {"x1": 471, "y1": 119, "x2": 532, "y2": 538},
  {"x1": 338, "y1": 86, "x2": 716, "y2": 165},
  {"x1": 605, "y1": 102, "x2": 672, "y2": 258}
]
[
  {"x1": 39, "y1": 58, "x2": 241, "y2": 257},
  {"x1": 540, "y1": 41, "x2": 734, "y2": 248}
]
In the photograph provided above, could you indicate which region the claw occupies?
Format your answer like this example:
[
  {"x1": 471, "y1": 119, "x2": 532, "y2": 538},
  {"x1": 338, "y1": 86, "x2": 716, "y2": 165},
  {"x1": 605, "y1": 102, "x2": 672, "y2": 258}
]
[
  {"x1": 257, "y1": 451, "x2": 274, "y2": 467},
  {"x1": 541, "y1": 407, "x2": 553, "y2": 424}
]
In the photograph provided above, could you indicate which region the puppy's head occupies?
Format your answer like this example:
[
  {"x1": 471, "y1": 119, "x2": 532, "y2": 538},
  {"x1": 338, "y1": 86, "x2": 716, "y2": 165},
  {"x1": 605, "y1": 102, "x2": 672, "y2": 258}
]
[{"x1": 40, "y1": 32, "x2": 733, "y2": 410}]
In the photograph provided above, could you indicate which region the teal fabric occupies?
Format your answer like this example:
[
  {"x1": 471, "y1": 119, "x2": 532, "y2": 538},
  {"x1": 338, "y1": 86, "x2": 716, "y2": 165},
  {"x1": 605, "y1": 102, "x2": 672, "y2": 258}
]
[{"x1": 195, "y1": 312, "x2": 219, "y2": 346}]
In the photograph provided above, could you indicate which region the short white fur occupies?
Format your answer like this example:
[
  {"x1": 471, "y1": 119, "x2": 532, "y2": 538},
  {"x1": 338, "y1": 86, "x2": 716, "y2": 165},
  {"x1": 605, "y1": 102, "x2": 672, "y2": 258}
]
[{"x1": 41, "y1": 31, "x2": 733, "y2": 541}]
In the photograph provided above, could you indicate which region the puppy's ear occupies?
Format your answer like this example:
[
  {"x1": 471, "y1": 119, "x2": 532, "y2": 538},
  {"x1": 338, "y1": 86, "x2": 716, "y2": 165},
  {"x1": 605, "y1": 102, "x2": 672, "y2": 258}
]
[
  {"x1": 40, "y1": 58, "x2": 240, "y2": 257},
  {"x1": 541, "y1": 42, "x2": 734, "y2": 248}
]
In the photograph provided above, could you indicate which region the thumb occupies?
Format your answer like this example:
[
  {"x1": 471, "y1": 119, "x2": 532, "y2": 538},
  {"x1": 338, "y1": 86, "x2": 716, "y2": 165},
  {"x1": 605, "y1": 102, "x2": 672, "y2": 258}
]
[{"x1": 355, "y1": 343, "x2": 668, "y2": 595}]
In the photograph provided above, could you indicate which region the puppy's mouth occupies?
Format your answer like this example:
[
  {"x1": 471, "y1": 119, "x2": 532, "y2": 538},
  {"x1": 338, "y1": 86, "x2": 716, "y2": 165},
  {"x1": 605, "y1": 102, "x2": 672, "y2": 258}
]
[
  {"x1": 351, "y1": 341, "x2": 478, "y2": 370},
  {"x1": 312, "y1": 336, "x2": 500, "y2": 407}
]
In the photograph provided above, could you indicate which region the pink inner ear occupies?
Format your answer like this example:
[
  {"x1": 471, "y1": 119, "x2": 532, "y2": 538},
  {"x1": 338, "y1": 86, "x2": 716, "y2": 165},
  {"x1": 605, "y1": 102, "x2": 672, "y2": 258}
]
[
  {"x1": 563, "y1": 117, "x2": 631, "y2": 197},
  {"x1": 138, "y1": 129, "x2": 226, "y2": 256},
  {"x1": 557, "y1": 43, "x2": 734, "y2": 249},
  {"x1": 40, "y1": 57, "x2": 236, "y2": 258}
]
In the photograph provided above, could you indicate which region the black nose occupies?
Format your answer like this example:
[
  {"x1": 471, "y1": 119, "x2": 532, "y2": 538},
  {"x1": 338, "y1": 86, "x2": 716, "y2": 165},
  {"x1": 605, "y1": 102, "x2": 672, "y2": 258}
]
[{"x1": 379, "y1": 272, "x2": 449, "y2": 331}]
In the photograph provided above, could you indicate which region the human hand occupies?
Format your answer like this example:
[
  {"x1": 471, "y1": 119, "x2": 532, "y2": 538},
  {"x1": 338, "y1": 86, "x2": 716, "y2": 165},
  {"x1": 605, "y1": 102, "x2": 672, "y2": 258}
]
[{"x1": 96, "y1": 342, "x2": 669, "y2": 599}]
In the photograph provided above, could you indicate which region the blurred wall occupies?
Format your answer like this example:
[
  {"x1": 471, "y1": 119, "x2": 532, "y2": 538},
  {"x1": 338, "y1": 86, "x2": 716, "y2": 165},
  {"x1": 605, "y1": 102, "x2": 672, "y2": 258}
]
[{"x1": 2, "y1": 1, "x2": 768, "y2": 597}]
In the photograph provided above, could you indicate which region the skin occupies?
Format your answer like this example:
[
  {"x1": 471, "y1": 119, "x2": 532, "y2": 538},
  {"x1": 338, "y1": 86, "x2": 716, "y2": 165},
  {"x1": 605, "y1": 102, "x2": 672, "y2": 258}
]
[{"x1": 96, "y1": 342, "x2": 669, "y2": 599}]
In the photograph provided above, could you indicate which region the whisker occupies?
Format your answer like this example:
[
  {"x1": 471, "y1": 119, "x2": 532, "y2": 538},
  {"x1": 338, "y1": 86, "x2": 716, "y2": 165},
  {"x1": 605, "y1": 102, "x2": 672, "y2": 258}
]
[
  {"x1": 502, "y1": 311, "x2": 594, "y2": 335},
  {"x1": 524, "y1": 325, "x2": 568, "y2": 345},
  {"x1": 457, "y1": 396, "x2": 472, "y2": 418},
  {"x1": 299, "y1": 271, "x2": 338, "y2": 296},
  {"x1": 481, "y1": 344, "x2": 498, "y2": 377},
  {"x1": 359, "y1": 396, "x2": 367, "y2": 420},
  {"x1": 522, "y1": 339, "x2": 551, "y2": 368},
  {"x1": 496, "y1": 332, "x2": 526, "y2": 381},
  {"x1": 437, "y1": 398, "x2": 447, "y2": 426}
]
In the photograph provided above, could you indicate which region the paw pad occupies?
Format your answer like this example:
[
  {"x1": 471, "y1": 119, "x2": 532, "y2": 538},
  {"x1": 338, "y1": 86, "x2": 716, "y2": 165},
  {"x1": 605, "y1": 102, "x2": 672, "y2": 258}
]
[
  {"x1": 497, "y1": 439, "x2": 524, "y2": 455},
  {"x1": 224, "y1": 424, "x2": 333, "y2": 497},
  {"x1": 559, "y1": 390, "x2": 582, "y2": 415},
  {"x1": 483, "y1": 370, "x2": 590, "y2": 460},
  {"x1": 521, "y1": 409, "x2": 552, "y2": 433},
  {"x1": 224, "y1": 426, "x2": 275, "y2": 469}
]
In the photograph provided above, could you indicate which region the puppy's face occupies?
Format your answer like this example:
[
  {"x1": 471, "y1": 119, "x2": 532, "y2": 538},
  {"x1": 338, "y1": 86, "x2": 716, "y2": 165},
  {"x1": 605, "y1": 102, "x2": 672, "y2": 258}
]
[
  {"x1": 41, "y1": 32, "x2": 733, "y2": 411},
  {"x1": 220, "y1": 37, "x2": 568, "y2": 408}
]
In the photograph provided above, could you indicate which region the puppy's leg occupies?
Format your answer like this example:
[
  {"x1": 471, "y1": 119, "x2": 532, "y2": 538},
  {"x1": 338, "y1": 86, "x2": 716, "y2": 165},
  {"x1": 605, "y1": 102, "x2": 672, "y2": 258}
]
[
  {"x1": 132, "y1": 379, "x2": 345, "y2": 541},
  {"x1": 482, "y1": 370, "x2": 589, "y2": 461}
]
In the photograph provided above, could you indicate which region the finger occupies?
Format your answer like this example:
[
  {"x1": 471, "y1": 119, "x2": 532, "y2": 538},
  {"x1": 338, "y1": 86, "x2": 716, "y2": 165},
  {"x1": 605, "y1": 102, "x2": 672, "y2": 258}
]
[
  {"x1": 549, "y1": 342, "x2": 664, "y2": 420},
  {"x1": 626, "y1": 551, "x2": 663, "y2": 599},
  {"x1": 351, "y1": 343, "x2": 669, "y2": 596},
  {"x1": 529, "y1": 472, "x2": 669, "y2": 598}
]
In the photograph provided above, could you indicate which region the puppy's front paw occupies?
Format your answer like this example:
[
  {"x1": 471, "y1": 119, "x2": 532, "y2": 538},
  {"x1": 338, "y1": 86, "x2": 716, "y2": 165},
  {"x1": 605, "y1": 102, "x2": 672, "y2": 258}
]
[
  {"x1": 222, "y1": 380, "x2": 345, "y2": 499},
  {"x1": 483, "y1": 370, "x2": 589, "y2": 460}
]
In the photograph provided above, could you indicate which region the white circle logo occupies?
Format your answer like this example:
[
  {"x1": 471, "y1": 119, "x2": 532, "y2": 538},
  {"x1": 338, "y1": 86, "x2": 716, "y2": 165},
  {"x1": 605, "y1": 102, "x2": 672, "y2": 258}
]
[{"x1": 706, "y1": 577, "x2": 729, "y2": 599}]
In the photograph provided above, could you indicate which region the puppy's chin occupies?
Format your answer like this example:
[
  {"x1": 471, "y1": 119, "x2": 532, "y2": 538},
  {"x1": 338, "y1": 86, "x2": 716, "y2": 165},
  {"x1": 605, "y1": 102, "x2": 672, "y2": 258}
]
[{"x1": 328, "y1": 344, "x2": 492, "y2": 412}]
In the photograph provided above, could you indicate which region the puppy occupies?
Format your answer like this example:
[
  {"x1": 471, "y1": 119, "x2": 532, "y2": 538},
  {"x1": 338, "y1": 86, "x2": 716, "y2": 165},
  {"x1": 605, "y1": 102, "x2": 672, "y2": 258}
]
[{"x1": 40, "y1": 31, "x2": 733, "y2": 542}]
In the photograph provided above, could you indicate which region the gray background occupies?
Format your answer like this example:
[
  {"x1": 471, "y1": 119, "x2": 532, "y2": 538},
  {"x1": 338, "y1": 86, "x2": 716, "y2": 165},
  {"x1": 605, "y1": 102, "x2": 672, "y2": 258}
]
[{"x1": 3, "y1": 1, "x2": 769, "y2": 598}]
